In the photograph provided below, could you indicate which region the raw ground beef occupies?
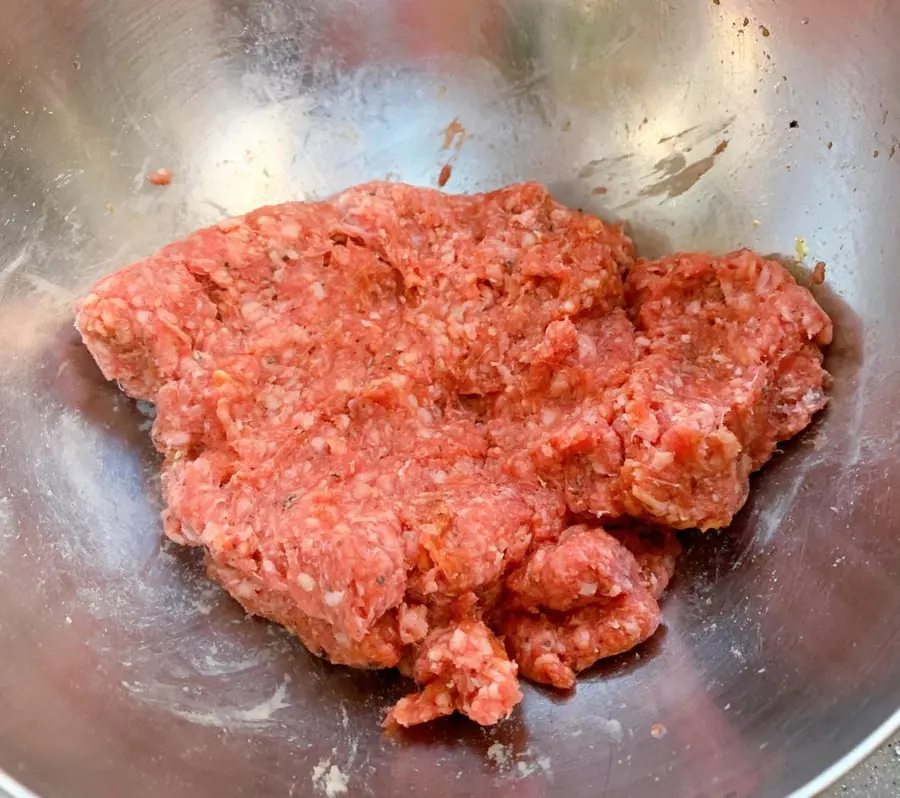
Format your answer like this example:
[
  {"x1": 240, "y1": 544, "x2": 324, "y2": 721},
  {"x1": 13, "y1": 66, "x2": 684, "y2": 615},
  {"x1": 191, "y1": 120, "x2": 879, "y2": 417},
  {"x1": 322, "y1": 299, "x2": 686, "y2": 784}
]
[{"x1": 75, "y1": 181, "x2": 832, "y2": 727}]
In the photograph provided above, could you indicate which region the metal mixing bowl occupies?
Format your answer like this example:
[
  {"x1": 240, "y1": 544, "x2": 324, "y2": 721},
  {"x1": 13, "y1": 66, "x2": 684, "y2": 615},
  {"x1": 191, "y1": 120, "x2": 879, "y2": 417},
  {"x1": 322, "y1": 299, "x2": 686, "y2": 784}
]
[{"x1": 1, "y1": 1, "x2": 898, "y2": 796}]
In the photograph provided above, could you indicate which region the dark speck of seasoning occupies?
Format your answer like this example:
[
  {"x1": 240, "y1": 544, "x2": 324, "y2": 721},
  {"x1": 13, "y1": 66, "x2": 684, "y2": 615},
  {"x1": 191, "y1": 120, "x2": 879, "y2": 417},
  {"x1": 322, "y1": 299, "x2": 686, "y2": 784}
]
[
  {"x1": 438, "y1": 163, "x2": 452, "y2": 188},
  {"x1": 743, "y1": 16, "x2": 749, "y2": 26},
  {"x1": 760, "y1": 25, "x2": 771, "y2": 37},
  {"x1": 73, "y1": 60, "x2": 82, "y2": 71},
  {"x1": 874, "y1": 150, "x2": 880, "y2": 158},
  {"x1": 377, "y1": 575, "x2": 386, "y2": 585},
  {"x1": 712, "y1": 0, "x2": 720, "y2": 5},
  {"x1": 827, "y1": 141, "x2": 833, "y2": 150},
  {"x1": 789, "y1": 120, "x2": 799, "y2": 129}
]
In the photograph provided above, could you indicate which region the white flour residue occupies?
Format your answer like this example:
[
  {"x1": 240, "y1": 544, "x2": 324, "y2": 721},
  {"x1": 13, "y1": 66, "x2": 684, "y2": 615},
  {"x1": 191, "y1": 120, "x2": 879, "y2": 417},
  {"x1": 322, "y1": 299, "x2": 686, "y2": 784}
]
[
  {"x1": 486, "y1": 743, "x2": 552, "y2": 781},
  {"x1": 124, "y1": 678, "x2": 290, "y2": 729},
  {"x1": 0, "y1": 496, "x2": 13, "y2": 536},
  {"x1": 199, "y1": 649, "x2": 272, "y2": 677},
  {"x1": 598, "y1": 717, "x2": 624, "y2": 743},
  {"x1": 176, "y1": 679, "x2": 290, "y2": 726},
  {"x1": 487, "y1": 742, "x2": 511, "y2": 767},
  {"x1": 515, "y1": 753, "x2": 552, "y2": 779},
  {"x1": 0, "y1": 243, "x2": 30, "y2": 291},
  {"x1": 0, "y1": 494, "x2": 16, "y2": 560},
  {"x1": 311, "y1": 736, "x2": 360, "y2": 798},
  {"x1": 311, "y1": 759, "x2": 349, "y2": 797},
  {"x1": 749, "y1": 458, "x2": 819, "y2": 547}
]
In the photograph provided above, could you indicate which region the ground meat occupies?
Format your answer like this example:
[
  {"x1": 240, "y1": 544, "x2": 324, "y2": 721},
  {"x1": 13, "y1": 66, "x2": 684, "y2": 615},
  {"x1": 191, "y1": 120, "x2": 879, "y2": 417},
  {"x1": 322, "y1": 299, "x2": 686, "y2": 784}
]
[
  {"x1": 75, "y1": 181, "x2": 831, "y2": 727},
  {"x1": 148, "y1": 167, "x2": 173, "y2": 186},
  {"x1": 617, "y1": 251, "x2": 831, "y2": 529},
  {"x1": 811, "y1": 260, "x2": 826, "y2": 285},
  {"x1": 386, "y1": 621, "x2": 522, "y2": 728},
  {"x1": 610, "y1": 525, "x2": 681, "y2": 599},
  {"x1": 505, "y1": 525, "x2": 642, "y2": 612},
  {"x1": 500, "y1": 590, "x2": 662, "y2": 690}
]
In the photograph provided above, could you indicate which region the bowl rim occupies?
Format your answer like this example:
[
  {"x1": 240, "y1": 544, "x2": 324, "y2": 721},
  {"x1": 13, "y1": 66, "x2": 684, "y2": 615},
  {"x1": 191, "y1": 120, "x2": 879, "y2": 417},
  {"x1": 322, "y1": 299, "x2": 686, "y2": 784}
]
[{"x1": 789, "y1": 709, "x2": 900, "y2": 797}]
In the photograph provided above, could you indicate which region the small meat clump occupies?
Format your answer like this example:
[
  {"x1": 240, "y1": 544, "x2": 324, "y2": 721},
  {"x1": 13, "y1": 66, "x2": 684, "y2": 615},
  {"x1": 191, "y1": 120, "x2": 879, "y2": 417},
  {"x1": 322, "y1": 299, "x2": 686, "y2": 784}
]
[
  {"x1": 148, "y1": 168, "x2": 173, "y2": 186},
  {"x1": 75, "y1": 182, "x2": 831, "y2": 727}
]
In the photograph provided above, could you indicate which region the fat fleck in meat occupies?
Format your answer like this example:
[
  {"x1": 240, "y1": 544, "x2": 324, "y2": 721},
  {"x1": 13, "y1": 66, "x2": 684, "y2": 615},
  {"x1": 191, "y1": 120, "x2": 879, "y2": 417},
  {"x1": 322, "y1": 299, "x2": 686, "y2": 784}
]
[{"x1": 76, "y1": 182, "x2": 831, "y2": 727}]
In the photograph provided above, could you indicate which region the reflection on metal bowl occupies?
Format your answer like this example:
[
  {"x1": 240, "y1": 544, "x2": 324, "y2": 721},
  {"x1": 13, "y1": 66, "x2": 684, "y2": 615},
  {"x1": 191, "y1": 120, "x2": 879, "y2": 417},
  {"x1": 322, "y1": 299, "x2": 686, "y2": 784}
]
[{"x1": 0, "y1": 1, "x2": 898, "y2": 797}]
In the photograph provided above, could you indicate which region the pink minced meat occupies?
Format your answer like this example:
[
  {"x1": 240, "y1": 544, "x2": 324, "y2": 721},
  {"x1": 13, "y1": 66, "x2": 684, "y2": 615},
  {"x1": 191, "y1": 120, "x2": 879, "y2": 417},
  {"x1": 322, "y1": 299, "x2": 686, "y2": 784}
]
[{"x1": 75, "y1": 182, "x2": 831, "y2": 727}]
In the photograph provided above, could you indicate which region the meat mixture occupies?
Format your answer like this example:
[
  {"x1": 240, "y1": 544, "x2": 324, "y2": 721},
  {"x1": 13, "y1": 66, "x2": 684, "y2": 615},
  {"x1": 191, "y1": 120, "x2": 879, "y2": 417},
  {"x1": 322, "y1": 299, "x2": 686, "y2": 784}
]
[{"x1": 76, "y1": 182, "x2": 832, "y2": 727}]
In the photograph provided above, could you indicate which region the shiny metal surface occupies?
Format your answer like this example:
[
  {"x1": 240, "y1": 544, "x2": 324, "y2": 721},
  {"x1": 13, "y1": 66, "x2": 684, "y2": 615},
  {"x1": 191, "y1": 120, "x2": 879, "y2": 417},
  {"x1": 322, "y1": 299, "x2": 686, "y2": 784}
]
[{"x1": 1, "y1": 1, "x2": 898, "y2": 796}]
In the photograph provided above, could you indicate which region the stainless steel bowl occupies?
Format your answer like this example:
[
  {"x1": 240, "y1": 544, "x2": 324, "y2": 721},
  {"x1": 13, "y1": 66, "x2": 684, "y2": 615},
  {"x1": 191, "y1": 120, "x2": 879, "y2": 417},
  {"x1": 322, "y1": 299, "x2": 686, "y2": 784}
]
[{"x1": 1, "y1": 1, "x2": 898, "y2": 796}]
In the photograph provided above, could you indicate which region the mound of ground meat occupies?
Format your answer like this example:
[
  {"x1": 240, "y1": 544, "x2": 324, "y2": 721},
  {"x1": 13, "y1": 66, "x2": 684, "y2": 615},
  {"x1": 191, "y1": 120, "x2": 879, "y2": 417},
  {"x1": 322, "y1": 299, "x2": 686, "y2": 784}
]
[{"x1": 75, "y1": 182, "x2": 832, "y2": 727}]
